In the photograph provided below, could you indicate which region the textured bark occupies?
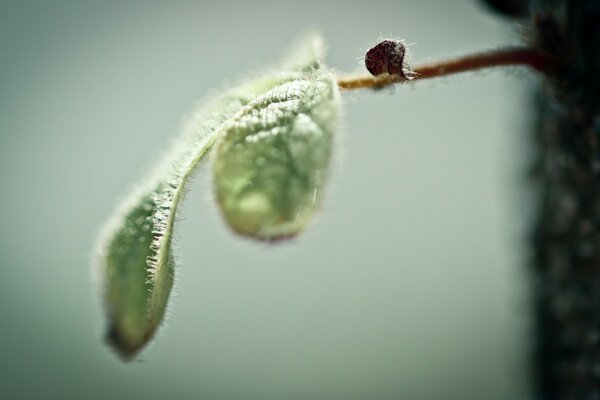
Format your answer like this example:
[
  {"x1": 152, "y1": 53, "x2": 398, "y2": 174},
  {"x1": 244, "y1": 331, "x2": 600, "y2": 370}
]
[
  {"x1": 482, "y1": 0, "x2": 600, "y2": 399},
  {"x1": 532, "y1": 1, "x2": 600, "y2": 398}
]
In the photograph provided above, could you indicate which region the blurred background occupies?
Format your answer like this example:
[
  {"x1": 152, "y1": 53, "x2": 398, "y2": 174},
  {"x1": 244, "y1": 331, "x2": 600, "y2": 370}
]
[{"x1": 0, "y1": 1, "x2": 539, "y2": 399}]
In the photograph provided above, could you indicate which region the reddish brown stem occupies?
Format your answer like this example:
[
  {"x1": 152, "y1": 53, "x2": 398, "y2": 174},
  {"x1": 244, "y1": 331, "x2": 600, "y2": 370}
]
[{"x1": 337, "y1": 47, "x2": 549, "y2": 90}]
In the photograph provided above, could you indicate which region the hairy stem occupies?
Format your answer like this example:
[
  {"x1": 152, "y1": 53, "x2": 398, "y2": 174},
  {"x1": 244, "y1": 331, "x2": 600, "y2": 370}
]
[{"x1": 337, "y1": 47, "x2": 548, "y2": 90}]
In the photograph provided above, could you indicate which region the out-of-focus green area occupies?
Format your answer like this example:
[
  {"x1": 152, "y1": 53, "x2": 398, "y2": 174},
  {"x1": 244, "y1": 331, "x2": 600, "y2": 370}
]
[{"x1": 0, "y1": 1, "x2": 535, "y2": 399}]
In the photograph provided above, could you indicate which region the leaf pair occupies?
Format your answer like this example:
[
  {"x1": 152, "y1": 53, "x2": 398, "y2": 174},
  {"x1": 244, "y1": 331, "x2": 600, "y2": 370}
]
[{"x1": 95, "y1": 33, "x2": 340, "y2": 359}]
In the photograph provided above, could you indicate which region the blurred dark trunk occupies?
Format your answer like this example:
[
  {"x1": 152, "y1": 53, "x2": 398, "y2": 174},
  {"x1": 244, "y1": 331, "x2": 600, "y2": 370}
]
[
  {"x1": 482, "y1": 0, "x2": 600, "y2": 399},
  {"x1": 532, "y1": 1, "x2": 600, "y2": 398}
]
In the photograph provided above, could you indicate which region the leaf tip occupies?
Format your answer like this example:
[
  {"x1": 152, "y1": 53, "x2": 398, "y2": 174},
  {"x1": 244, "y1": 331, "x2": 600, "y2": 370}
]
[
  {"x1": 281, "y1": 29, "x2": 327, "y2": 72},
  {"x1": 104, "y1": 323, "x2": 145, "y2": 362}
]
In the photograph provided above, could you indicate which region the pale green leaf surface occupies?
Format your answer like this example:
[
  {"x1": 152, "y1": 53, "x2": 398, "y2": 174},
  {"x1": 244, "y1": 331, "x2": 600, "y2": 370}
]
[
  {"x1": 213, "y1": 69, "x2": 339, "y2": 239},
  {"x1": 95, "y1": 32, "x2": 339, "y2": 360},
  {"x1": 97, "y1": 74, "x2": 292, "y2": 360}
]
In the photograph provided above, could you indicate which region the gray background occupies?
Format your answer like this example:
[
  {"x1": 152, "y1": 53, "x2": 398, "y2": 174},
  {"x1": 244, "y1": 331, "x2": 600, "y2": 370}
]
[{"x1": 0, "y1": 1, "x2": 537, "y2": 399}]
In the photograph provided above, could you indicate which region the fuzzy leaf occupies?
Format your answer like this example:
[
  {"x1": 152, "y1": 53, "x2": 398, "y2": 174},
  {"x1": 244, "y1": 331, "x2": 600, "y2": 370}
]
[
  {"x1": 95, "y1": 33, "x2": 333, "y2": 360},
  {"x1": 213, "y1": 69, "x2": 339, "y2": 239},
  {"x1": 96, "y1": 74, "x2": 296, "y2": 360}
]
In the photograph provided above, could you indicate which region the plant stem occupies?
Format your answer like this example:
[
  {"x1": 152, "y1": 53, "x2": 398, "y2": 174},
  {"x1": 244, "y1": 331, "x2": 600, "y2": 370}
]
[{"x1": 337, "y1": 47, "x2": 548, "y2": 90}]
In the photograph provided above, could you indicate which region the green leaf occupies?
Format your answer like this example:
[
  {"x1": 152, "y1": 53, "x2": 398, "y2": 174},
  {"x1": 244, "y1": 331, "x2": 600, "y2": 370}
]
[
  {"x1": 95, "y1": 32, "x2": 339, "y2": 360},
  {"x1": 212, "y1": 69, "x2": 339, "y2": 239},
  {"x1": 96, "y1": 75, "x2": 290, "y2": 360}
]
